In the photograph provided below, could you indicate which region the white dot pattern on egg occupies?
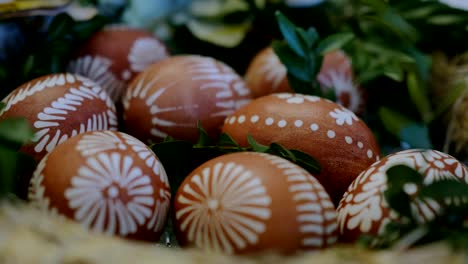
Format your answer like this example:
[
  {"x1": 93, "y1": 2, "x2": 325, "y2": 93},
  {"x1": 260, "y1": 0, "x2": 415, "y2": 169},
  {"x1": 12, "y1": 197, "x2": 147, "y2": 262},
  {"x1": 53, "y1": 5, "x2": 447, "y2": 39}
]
[
  {"x1": 28, "y1": 131, "x2": 171, "y2": 241},
  {"x1": 221, "y1": 92, "x2": 380, "y2": 205},
  {"x1": 174, "y1": 152, "x2": 338, "y2": 255},
  {"x1": 0, "y1": 73, "x2": 118, "y2": 161},
  {"x1": 337, "y1": 149, "x2": 468, "y2": 242}
]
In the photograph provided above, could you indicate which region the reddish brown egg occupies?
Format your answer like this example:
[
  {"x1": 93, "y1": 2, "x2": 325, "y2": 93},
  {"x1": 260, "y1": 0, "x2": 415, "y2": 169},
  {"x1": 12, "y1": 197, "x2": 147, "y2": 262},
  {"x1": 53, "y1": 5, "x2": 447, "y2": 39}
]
[
  {"x1": 0, "y1": 73, "x2": 118, "y2": 162},
  {"x1": 173, "y1": 152, "x2": 338, "y2": 254},
  {"x1": 67, "y1": 24, "x2": 170, "y2": 102},
  {"x1": 337, "y1": 149, "x2": 468, "y2": 243},
  {"x1": 245, "y1": 47, "x2": 291, "y2": 98},
  {"x1": 122, "y1": 55, "x2": 253, "y2": 144},
  {"x1": 221, "y1": 93, "x2": 380, "y2": 205},
  {"x1": 28, "y1": 130, "x2": 171, "y2": 242},
  {"x1": 244, "y1": 47, "x2": 365, "y2": 114}
]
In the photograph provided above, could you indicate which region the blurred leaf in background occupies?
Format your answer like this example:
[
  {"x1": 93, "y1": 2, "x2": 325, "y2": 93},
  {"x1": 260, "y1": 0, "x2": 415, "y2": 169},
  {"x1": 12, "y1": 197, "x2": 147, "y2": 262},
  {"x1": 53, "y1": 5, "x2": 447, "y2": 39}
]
[{"x1": 0, "y1": 102, "x2": 35, "y2": 198}]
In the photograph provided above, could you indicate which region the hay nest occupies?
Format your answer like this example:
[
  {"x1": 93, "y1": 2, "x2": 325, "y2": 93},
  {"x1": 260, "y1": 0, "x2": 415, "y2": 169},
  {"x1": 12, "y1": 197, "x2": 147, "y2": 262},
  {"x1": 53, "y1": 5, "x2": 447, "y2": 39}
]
[{"x1": 0, "y1": 201, "x2": 465, "y2": 264}]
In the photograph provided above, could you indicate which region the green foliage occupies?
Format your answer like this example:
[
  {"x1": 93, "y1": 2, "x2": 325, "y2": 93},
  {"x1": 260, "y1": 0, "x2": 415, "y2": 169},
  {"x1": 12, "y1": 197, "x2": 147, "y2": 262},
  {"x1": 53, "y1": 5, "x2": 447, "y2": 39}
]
[
  {"x1": 360, "y1": 163, "x2": 468, "y2": 250},
  {"x1": 272, "y1": 11, "x2": 354, "y2": 97},
  {"x1": 0, "y1": 114, "x2": 35, "y2": 198},
  {"x1": 152, "y1": 123, "x2": 321, "y2": 195}
]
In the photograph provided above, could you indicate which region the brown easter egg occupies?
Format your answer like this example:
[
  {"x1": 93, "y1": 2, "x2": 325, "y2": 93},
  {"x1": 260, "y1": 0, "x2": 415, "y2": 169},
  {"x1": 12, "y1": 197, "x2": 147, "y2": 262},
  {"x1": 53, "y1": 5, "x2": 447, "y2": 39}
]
[
  {"x1": 122, "y1": 55, "x2": 252, "y2": 144},
  {"x1": 337, "y1": 149, "x2": 468, "y2": 242},
  {"x1": 28, "y1": 130, "x2": 171, "y2": 242},
  {"x1": 221, "y1": 93, "x2": 380, "y2": 205},
  {"x1": 67, "y1": 24, "x2": 170, "y2": 102},
  {"x1": 245, "y1": 46, "x2": 291, "y2": 97},
  {"x1": 0, "y1": 73, "x2": 118, "y2": 162},
  {"x1": 173, "y1": 152, "x2": 338, "y2": 255},
  {"x1": 244, "y1": 47, "x2": 364, "y2": 113}
]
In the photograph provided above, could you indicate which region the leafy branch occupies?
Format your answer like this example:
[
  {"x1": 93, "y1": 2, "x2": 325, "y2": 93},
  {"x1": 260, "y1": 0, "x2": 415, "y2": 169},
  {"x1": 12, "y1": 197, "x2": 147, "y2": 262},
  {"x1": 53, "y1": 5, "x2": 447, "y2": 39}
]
[
  {"x1": 151, "y1": 122, "x2": 321, "y2": 195},
  {"x1": 272, "y1": 10, "x2": 354, "y2": 97}
]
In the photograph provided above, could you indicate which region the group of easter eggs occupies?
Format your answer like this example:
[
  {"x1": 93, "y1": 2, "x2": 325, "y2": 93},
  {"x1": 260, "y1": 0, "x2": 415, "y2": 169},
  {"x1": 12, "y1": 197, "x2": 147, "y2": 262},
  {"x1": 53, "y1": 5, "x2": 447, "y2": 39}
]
[{"x1": 1, "y1": 24, "x2": 466, "y2": 255}]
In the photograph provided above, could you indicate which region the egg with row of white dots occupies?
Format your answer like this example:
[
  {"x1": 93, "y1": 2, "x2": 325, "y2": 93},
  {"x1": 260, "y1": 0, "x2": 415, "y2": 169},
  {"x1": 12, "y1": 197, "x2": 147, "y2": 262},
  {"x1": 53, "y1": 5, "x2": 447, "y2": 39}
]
[{"x1": 221, "y1": 93, "x2": 381, "y2": 206}]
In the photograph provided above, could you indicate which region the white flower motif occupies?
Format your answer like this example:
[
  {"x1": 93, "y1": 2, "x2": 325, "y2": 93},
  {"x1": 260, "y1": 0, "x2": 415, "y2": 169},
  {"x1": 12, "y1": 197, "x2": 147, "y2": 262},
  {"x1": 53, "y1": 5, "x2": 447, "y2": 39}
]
[
  {"x1": 128, "y1": 37, "x2": 169, "y2": 72},
  {"x1": 64, "y1": 152, "x2": 155, "y2": 236},
  {"x1": 329, "y1": 108, "x2": 359, "y2": 126},
  {"x1": 318, "y1": 70, "x2": 363, "y2": 113},
  {"x1": 274, "y1": 93, "x2": 321, "y2": 104},
  {"x1": 175, "y1": 161, "x2": 272, "y2": 254}
]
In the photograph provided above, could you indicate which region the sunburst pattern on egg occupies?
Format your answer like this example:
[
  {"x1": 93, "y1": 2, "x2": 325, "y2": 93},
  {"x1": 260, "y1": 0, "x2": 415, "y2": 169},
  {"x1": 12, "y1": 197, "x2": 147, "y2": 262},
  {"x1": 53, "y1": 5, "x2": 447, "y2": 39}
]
[
  {"x1": 337, "y1": 149, "x2": 468, "y2": 242},
  {"x1": 28, "y1": 130, "x2": 171, "y2": 241},
  {"x1": 222, "y1": 93, "x2": 380, "y2": 205},
  {"x1": 173, "y1": 152, "x2": 338, "y2": 255},
  {"x1": 67, "y1": 24, "x2": 169, "y2": 102},
  {"x1": 0, "y1": 73, "x2": 118, "y2": 162},
  {"x1": 122, "y1": 55, "x2": 252, "y2": 144}
]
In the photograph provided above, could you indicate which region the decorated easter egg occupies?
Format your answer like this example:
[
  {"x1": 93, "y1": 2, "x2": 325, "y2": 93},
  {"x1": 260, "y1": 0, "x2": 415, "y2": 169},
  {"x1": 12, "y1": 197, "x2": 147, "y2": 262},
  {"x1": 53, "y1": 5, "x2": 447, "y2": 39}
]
[
  {"x1": 122, "y1": 55, "x2": 252, "y2": 144},
  {"x1": 337, "y1": 149, "x2": 468, "y2": 242},
  {"x1": 221, "y1": 93, "x2": 380, "y2": 205},
  {"x1": 28, "y1": 130, "x2": 171, "y2": 241},
  {"x1": 0, "y1": 73, "x2": 118, "y2": 162},
  {"x1": 245, "y1": 46, "x2": 291, "y2": 97},
  {"x1": 173, "y1": 152, "x2": 338, "y2": 254},
  {"x1": 244, "y1": 47, "x2": 364, "y2": 113},
  {"x1": 67, "y1": 24, "x2": 170, "y2": 102}
]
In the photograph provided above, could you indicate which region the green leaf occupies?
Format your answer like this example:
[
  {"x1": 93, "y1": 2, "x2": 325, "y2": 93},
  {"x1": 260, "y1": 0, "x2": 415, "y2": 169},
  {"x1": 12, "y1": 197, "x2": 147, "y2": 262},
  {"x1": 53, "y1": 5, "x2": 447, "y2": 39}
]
[
  {"x1": 0, "y1": 146, "x2": 19, "y2": 196},
  {"x1": 296, "y1": 27, "x2": 319, "y2": 50},
  {"x1": 400, "y1": 123, "x2": 433, "y2": 149},
  {"x1": 378, "y1": 107, "x2": 433, "y2": 148},
  {"x1": 288, "y1": 149, "x2": 321, "y2": 174},
  {"x1": 246, "y1": 135, "x2": 269, "y2": 152},
  {"x1": 378, "y1": 106, "x2": 411, "y2": 138},
  {"x1": 419, "y1": 180, "x2": 468, "y2": 201},
  {"x1": 407, "y1": 71, "x2": 433, "y2": 123},
  {"x1": 47, "y1": 13, "x2": 75, "y2": 41},
  {"x1": 217, "y1": 133, "x2": 241, "y2": 148},
  {"x1": 432, "y1": 80, "x2": 466, "y2": 121},
  {"x1": 316, "y1": 32, "x2": 355, "y2": 55},
  {"x1": 267, "y1": 143, "x2": 296, "y2": 160},
  {"x1": 195, "y1": 121, "x2": 212, "y2": 147},
  {"x1": 0, "y1": 118, "x2": 34, "y2": 148},
  {"x1": 384, "y1": 165, "x2": 424, "y2": 220},
  {"x1": 382, "y1": 64, "x2": 405, "y2": 82},
  {"x1": 272, "y1": 42, "x2": 311, "y2": 82},
  {"x1": 427, "y1": 15, "x2": 466, "y2": 25},
  {"x1": 0, "y1": 102, "x2": 4, "y2": 112},
  {"x1": 275, "y1": 11, "x2": 306, "y2": 58}
]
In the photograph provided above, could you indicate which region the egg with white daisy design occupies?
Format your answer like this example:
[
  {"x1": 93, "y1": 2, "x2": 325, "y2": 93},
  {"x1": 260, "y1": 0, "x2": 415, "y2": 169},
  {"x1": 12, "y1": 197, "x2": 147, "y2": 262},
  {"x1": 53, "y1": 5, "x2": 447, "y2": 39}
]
[
  {"x1": 28, "y1": 130, "x2": 171, "y2": 242},
  {"x1": 67, "y1": 24, "x2": 170, "y2": 102},
  {"x1": 337, "y1": 149, "x2": 468, "y2": 243},
  {"x1": 173, "y1": 152, "x2": 338, "y2": 255},
  {"x1": 221, "y1": 93, "x2": 380, "y2": 205}
]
